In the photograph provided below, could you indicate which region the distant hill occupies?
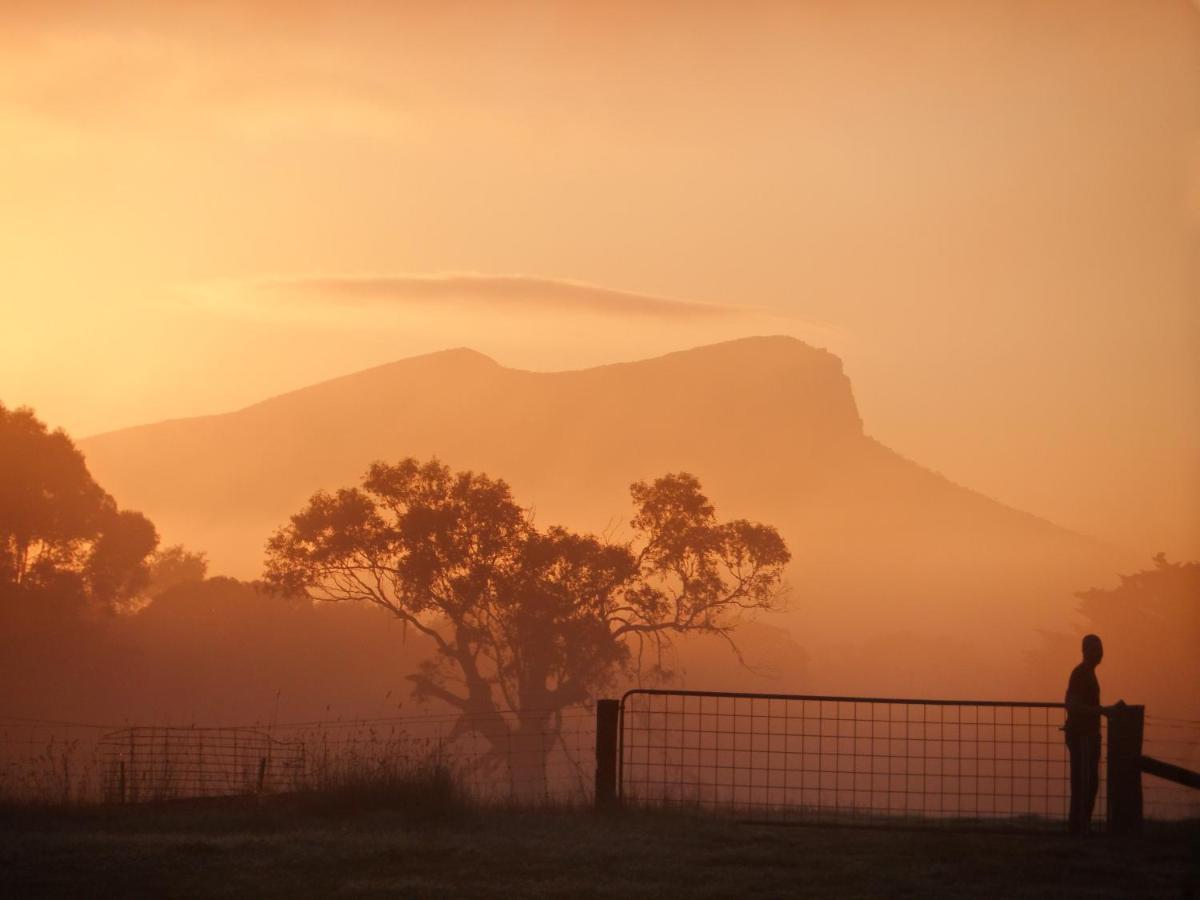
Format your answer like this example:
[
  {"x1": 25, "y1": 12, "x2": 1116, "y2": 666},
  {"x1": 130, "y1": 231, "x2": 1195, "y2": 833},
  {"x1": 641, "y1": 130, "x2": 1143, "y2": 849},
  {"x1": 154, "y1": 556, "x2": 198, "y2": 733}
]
[{"x1": 80, "y1": 337, "x2": 1117, "y2": 697}]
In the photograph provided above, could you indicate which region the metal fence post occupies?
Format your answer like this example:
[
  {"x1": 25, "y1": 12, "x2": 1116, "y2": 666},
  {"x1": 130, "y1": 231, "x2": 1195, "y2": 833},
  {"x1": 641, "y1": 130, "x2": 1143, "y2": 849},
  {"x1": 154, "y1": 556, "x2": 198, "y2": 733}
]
[
  {"x1": 595, "y1": 699, "x2": 620, "y2": 810},
  {"x1": 1107, "y1": 704, "x2": 1144, "y2": 834}
]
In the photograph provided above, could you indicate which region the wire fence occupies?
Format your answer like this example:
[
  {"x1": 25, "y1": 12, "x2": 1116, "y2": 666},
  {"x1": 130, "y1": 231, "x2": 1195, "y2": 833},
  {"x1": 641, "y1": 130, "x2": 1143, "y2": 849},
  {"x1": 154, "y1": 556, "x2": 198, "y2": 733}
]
[
  {"x1": 0, "y1": 707, "x2": 597, "y2": 807},
  {"x1": 3, "y1": 697, "x2": 1196, "y2": 826},
  {"x1": 96, "y1": 727, "x2": 306, "y2": 802},
  {"x1": 620, "y1": 690, "x2": 1198, "y2": 829},
  {"x1": 0, "y1": 718, "x2": 113, "y2": 806},
  {"x1": 265, "y1": 709, "x2": 596, "y2": 804}
]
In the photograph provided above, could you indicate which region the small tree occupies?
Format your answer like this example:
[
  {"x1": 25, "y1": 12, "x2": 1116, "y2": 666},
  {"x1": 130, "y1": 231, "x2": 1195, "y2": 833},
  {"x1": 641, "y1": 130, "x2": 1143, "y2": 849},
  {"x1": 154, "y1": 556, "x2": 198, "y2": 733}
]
[
  {"x1": 0, "y1": 403, "x2": 158, "y2": 614},
  {"x1": 264, "y1": 458, "x2": 789, "y2": 789}
]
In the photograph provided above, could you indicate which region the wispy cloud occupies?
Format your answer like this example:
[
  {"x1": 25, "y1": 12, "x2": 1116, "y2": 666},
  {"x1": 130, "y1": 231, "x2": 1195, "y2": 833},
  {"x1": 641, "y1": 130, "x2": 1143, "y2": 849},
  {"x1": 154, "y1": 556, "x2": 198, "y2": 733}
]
[
  {"x1": 182, "y1": 273, "x2": 849, "y2": 358},
  {"x1": 249, "y1": 273, "x2": 751, "y2": 320}
]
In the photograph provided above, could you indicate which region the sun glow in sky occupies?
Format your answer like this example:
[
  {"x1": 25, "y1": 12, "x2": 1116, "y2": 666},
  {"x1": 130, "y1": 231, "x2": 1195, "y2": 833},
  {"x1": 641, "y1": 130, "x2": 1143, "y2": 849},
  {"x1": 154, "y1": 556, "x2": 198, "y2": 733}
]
[{"x1": 1, "y1": 0, "x2": 1198, "y2": 558}]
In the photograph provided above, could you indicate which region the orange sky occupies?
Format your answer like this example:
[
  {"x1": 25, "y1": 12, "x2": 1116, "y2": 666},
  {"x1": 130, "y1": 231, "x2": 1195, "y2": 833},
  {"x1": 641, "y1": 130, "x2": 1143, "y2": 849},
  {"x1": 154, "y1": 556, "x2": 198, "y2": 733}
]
[{"x1": 1, "y1": 0, "x2": 1197, "y2": 559}]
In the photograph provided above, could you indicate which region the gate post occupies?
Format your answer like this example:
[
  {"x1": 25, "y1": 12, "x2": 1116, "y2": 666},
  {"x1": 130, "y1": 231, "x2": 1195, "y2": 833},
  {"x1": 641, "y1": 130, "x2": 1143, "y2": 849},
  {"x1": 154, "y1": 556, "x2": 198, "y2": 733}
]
[
  {"x1": 1106, "y1": 704, "x2": 1144, "y2": 835},
  {"x1": 595, "y1": 699, "x2": 620, "y2": 810}
]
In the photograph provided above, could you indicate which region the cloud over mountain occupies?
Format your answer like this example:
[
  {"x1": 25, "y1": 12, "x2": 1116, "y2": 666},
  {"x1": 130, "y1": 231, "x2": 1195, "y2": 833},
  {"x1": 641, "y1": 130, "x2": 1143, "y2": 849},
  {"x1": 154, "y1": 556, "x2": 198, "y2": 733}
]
[{"x1": 253, "y1": 274, "x2": 748, "y2": 320}]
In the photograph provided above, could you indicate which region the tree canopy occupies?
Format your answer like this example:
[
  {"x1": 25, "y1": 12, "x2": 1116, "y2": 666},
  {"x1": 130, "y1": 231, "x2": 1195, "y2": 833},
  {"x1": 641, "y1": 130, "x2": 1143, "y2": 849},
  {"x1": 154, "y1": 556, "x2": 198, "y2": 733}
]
[
  {"x1": 1074, "y1": 553, "x2": 1198, "y2": 629},
  {"x1": 1026, "y1": 554, "x2": 1199, "y2": 720},
  {"x1": 264, "y1": 458, "x2": 790, "y2": 772},
  {"x1": 1074, "y1": 554, "x2": 1199, "y2": 696},
  {"x1": 0, "y1": 403, "x2": 159, "y2": 613}
]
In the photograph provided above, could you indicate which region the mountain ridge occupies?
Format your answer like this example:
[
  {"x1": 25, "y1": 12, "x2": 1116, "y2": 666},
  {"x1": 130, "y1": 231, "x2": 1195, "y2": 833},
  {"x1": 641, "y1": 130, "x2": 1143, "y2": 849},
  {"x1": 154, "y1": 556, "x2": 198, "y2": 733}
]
[
  {"x1": 84, "y1": 336, "x2": 845, "y2": 439},
  {"x1": 78, "y1": 335, "x2": 1115, "y2": 695},
  {"x1": 83, "y1": 335, "x2": 1097, "y2": 549}
]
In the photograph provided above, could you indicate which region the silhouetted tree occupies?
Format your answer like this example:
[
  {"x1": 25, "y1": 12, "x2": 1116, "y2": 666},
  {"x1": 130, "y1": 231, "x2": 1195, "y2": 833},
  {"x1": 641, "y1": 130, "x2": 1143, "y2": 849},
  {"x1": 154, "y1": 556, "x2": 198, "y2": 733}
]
[
  {"x1": 265, "y1": 458, "x2": 789, "y2": 786},
  {"x1": 1074, "y1": 553, "x2": 1198, "y2": 634},
  {"x1": 143, "y1": 544, "x2": 209, "y2": 601},
  {"x1": 1027, "y1": 554, "x2": 1200, "y2": 719},
  {"x1": 0, "y1": 403, "x2": 158, "y2": 613}
]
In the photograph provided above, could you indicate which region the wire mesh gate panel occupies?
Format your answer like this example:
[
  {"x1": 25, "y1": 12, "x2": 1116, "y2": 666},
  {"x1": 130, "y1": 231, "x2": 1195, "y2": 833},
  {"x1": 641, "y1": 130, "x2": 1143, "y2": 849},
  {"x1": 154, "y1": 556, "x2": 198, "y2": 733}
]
[{"x1": 619, "y1": 690, "x2": 1102, "y2": 830}]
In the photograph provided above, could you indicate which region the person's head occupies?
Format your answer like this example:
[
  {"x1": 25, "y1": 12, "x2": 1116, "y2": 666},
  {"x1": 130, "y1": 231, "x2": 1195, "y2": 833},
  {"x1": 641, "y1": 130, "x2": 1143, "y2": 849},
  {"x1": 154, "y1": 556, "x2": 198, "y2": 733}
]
[{"x1": 1081, "y1": 633, "x2": 1104, "y2": 667}]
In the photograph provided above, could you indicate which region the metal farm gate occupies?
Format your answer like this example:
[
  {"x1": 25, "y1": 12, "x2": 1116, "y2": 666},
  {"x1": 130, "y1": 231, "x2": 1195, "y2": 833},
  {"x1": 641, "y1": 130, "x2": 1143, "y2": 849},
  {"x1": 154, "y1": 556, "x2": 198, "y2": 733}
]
[{"x1": 593, "y1": 689, "x2": 1184, "y2": 833}]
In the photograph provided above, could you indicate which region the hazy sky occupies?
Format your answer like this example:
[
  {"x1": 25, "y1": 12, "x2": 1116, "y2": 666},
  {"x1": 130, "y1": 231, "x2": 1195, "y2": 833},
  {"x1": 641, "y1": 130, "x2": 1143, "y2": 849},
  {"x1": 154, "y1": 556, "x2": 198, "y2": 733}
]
[{"x1": 1, "y1": 1, "x2": 1197, "y2": 559}]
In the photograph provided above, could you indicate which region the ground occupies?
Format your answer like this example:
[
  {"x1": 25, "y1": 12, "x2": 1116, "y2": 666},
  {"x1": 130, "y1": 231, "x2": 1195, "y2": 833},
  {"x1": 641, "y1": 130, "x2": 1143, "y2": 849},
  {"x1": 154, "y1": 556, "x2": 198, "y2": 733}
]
[{"x1": 1, "y1": 800, "x2": 1196, "y2": 898}]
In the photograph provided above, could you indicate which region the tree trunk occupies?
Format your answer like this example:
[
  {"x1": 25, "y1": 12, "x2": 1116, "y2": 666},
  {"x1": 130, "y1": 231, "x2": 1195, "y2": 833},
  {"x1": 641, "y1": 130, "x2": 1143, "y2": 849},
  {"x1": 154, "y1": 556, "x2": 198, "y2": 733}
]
[
  {"x1": 454, "y1": 706, "x2": 556, "y2": 803},
  {"x1": 509, "y1": 711, "x2": 554, "y2": 802}
]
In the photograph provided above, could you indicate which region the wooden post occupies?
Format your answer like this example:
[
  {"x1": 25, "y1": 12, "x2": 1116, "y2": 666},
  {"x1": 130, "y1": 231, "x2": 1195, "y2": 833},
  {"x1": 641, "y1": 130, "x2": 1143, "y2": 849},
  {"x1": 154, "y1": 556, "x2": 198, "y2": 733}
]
[
  {"x1": 119, "y1": 760, "x2": 126, "y2": 805},
  {"x1": 595, "y1": 699, "x2": 620, "y2": 810},
  {"x1": 257, "y1": 757, "x2": 268, "y2": 794},
  {"x1": 1106, "y1": 704, "x2": 1144, "y2": 835}
]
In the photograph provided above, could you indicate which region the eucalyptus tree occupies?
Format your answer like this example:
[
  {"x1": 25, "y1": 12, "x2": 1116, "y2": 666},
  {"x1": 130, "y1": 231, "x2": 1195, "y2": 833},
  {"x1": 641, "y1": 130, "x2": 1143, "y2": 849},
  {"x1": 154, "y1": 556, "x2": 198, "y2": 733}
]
[{"x1": 265, "y1": 457, "x2": 789, "y2": 789}]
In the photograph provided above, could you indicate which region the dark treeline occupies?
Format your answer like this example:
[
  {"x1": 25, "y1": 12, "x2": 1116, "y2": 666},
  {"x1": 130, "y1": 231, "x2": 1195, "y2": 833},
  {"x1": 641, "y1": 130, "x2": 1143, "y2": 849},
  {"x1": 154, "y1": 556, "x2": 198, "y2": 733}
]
[
  {"x1": 0, "y1": 403, "x2": 797, "y2": 728},
  {"x1": 1, "y1": 572, "x2": 420, "y2": 726},
  {"x1": 0, "y1": 402, "x2": 412, "y2": 725},
  {"x1": 2, "y1": 401, "x2": 1195, "y2": 728}
]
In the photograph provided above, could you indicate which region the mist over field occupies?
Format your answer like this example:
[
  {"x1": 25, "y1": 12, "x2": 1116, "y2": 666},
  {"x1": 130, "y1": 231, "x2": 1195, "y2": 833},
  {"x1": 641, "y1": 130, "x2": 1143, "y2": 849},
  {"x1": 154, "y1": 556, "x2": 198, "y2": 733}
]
[
  {"x1": 2, "y1": 337, "x2": 1194, "y2": 732},
  {"x1": 72, "y1": 338, "x2": 1116, "y2": 704},
  {"x1": 2, "y1": 2, "x2": 1197, "y2": 896}
]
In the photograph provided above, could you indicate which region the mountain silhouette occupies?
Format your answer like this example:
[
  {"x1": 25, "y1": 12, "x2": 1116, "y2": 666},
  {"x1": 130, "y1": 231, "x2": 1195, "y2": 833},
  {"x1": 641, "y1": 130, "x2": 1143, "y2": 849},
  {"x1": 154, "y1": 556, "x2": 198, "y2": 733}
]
[{"x1": 79, "y1": 336, "x2": 1116, "y2": 695}]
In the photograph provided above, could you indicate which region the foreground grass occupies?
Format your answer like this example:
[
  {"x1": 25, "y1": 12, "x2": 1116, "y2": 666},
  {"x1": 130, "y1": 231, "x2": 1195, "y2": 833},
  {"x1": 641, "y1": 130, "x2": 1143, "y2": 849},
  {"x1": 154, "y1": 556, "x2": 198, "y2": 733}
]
[{"x1": 0, "y1": 799, "x2": 1196, "y2": 898}]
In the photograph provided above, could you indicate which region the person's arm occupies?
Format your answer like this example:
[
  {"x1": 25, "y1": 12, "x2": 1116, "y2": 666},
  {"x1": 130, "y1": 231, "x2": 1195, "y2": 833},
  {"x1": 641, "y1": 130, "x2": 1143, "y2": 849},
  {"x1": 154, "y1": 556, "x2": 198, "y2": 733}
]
[{"x1": 1067, "y1": 691, "x2": 1125, "y2": 717}]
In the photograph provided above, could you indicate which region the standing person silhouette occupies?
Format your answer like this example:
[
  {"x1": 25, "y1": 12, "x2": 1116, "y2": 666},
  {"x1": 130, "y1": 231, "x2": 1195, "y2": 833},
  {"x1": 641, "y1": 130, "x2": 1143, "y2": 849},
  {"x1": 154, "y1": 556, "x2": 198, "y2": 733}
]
[{"x1": 1063, "y1": 634, "x2": 1119, "y2": 835}]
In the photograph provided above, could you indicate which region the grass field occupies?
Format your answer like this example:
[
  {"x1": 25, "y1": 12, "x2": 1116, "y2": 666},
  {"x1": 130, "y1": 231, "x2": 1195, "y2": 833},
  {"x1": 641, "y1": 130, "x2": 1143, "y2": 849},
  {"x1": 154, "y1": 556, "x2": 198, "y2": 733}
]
[{"x1": 1, "y1": 796, "x2": 1197, "y2": 899}]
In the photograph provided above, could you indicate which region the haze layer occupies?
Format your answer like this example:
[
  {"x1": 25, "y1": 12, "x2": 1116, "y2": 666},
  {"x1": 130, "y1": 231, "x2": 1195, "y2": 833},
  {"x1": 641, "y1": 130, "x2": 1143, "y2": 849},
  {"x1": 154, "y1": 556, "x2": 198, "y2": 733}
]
[{"x1": 80, "y1": 337, "x2": 1115, "y2": 696}]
